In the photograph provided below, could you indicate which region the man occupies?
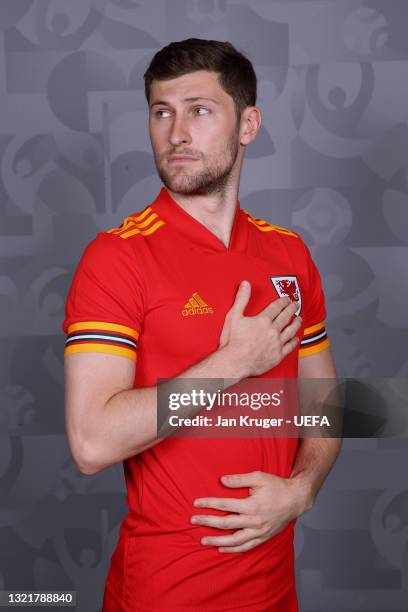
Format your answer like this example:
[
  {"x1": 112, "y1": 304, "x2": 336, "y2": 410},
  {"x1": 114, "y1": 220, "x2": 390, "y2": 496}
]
[{"x1": 63, "y1": 39, "x2": 342, "y2": 611}]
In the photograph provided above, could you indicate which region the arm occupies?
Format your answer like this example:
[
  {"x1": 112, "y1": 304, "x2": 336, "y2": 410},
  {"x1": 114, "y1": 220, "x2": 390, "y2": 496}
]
[
  {"x1": 289, "y1": 345, "x2": 343, "y2": 514},
  {"x1": 65, "y1": 342, "x2": 248, "y2": 476},
  {"x1": 65, "y1": 283, "x2": 301, "y2": 475}
]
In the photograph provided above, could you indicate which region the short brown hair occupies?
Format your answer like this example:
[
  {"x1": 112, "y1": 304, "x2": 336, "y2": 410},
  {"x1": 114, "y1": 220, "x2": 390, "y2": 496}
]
[{"x1": 143, "y1": 38, "x2": 257, "y2": 120}]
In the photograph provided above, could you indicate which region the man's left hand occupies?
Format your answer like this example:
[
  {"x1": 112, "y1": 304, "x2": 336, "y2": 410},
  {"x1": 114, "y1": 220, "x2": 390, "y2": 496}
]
[{"x1": 191, "y1": 470, "x2": 313, "y2": 553}]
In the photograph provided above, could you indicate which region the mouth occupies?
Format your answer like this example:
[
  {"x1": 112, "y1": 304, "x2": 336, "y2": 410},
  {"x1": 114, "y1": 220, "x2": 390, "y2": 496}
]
[{"x1": 168, "y1": 156, "x2": 200, "y2": 163}]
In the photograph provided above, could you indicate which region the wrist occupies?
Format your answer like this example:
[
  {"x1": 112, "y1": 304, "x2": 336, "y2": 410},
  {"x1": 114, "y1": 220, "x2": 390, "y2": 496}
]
[
  {"x1": 215, "y1": 344, "x2": 251, "y2": 381},
  {"x1": 289, "y1": 471, "x2": 316, "y2": 516}
]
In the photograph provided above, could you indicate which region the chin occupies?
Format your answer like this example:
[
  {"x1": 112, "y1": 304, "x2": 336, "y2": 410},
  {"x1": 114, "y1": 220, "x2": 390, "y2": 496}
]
[{"x1": 161, "y1": 174, "x2": 203, "y2": 194}]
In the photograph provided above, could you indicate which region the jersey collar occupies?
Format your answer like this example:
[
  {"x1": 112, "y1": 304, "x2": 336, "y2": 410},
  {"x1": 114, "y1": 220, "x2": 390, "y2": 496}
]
[{"x1": 152, "y1": 187, "x2": 248, "y2": 253}]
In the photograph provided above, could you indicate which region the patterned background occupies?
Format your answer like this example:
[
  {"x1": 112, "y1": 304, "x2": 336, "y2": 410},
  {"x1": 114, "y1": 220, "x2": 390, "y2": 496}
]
[{"x1": 1, "y1": 1, "x2": 407, "y2": 610}]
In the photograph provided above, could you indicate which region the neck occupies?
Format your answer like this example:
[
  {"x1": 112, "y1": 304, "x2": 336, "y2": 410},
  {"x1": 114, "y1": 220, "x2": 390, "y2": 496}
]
[{"x1": 165, "y1": 184, "x2": 240, "y2": 248}]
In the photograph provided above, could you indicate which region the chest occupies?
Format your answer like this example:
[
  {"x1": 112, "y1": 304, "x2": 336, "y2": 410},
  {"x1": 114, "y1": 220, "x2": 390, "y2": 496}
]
[{"x1": 135, "y1": 247, "x2": 305, "y2": 383}]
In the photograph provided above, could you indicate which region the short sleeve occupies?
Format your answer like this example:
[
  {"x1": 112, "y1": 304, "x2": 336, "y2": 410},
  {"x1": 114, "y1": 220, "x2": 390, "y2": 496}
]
[
  {"x1": 62, "y1": 232, "x2": 144, "y2": 362},
  {"x1": 298, "y1": 240, "x2": 330, "y2": 358}
]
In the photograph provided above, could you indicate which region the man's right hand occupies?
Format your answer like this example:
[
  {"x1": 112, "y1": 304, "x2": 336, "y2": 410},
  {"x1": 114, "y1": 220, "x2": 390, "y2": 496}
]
[{"x1": 219, "y1": 280, "x2": 302, "y2": 376}]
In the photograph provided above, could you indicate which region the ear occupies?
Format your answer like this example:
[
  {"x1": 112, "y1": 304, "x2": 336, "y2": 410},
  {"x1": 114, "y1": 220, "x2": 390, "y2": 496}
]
[{"x1": 240, "y1": 106, "x2": 262, "y2": 146}]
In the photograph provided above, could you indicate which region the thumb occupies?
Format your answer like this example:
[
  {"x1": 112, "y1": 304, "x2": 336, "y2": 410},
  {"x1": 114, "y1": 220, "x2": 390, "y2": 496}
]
[{"x1": 230, "y1": 280, "x2": 251, "y2": 317}]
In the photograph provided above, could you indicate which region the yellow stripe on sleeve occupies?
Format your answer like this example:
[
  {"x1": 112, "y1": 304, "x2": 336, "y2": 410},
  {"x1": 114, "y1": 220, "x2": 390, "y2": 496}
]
[
  {"x1": 67, "y1": 321, "x2": 139, "y2": 340},
  {"x1": 64, "y1": 343, "x2": 137, "y2": 361},
  {"x1": 303, "y1": 321, "x2": 325, "y2": 335}
]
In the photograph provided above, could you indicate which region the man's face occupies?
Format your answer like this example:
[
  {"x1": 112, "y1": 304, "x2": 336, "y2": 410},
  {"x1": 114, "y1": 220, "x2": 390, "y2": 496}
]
[{"x1": 148, "y1": 70, "x2": 243, "y2": 195}]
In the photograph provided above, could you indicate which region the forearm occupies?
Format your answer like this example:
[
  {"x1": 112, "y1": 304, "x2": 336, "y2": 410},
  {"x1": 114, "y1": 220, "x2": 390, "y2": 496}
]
[
  {"x1": 289, "y1": 436, "x2": 343, "y2": 514},
  {"x1": 83, "y1": 346, "x2": 248, "y2": 474}
]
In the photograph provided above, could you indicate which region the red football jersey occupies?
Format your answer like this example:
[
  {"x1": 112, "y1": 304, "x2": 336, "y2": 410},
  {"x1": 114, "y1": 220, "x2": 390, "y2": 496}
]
[{"x1": 62, "y1": 187, "x2": 329, "y2": 611}]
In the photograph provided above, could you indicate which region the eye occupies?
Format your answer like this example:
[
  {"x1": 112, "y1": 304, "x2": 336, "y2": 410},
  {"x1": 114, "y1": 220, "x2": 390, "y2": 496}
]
[
  {"x1": 194, "y1": 107, "x2": 209, "y2": 115},
  {"x1": 156, "y1": 110, "x2": 171, "y2": 118},
  {"x1": 154, "y1": 107, "x2": 210, "y2": 119}
]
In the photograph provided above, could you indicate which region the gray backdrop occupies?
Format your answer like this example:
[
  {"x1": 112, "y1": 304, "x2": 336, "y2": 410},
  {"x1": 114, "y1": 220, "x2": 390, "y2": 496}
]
[{"x1": 0, "y1": 1, "x2": 407, "y2": 610}]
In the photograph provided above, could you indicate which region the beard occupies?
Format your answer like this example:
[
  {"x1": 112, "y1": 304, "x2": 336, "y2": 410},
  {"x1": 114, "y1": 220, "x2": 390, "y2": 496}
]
[{"x1": 153, "y1": 128, "x2": 241, "y2": 196}]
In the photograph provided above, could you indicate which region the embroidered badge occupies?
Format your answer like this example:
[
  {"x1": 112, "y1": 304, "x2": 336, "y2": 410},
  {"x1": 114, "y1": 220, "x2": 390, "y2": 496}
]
[{"x1": 270, "y1": 276, "x2": 302, "y2": 316}]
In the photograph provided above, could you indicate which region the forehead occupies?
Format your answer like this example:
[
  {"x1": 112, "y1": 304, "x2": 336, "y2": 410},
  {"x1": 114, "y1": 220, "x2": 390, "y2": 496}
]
[{"x1": 149, "y1": 70, "x2": 231, "y2": 105}]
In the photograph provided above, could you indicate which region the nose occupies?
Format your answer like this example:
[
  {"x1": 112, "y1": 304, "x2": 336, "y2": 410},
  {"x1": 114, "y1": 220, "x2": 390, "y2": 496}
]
[{"x1": 168, "y1": 114, "x2": 191, "y2": 146}]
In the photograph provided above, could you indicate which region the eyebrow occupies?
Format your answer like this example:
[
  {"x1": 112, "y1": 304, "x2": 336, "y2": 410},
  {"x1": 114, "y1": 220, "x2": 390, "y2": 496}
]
[{"x1": 150, "y1": 96, "x2": 219, "y2": 108}]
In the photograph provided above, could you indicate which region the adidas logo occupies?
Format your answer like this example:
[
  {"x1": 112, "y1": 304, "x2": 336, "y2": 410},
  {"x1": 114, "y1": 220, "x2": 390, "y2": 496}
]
[{"x1": 182, "y1": 292, "x2": 214, "y2": 317}]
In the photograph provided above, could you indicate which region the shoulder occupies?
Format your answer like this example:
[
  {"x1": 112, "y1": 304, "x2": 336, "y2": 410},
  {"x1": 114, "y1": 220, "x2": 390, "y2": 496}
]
[
  {"x1": 242, "y1": 209, "x2": 316, "y2": 273},
  {"x1": 78, "y1": 203, "x2": 166, "y2": 265},
  {"x1": 243, "y1": 209, "x2": 299, "y2": 239},
  {"x1": 103, "y1": 204, "x2": 166, "y2": 242},
  {"x1": 242, "y1": 209, "x2": 308, "y2": 252}
]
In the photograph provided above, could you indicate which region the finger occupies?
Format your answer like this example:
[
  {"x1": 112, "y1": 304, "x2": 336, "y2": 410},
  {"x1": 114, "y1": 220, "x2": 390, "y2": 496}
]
[
  {"x1": 280, "y1": 315, "x2": 302, "y2": 344},
  {"x1": 202, "y1": 527, "x2": 258, "y2": 547},
  {"x1": 218, "y1": 539, "x2": 263, "y2": 553},
  {"x1": 229, "y1": 280, "x2": 251, "y2": 317},
  {"x1": 191, "y1": 513, "x2": 256, "y2": 530},
  {"x1": 220, "y1": 472, "x2": 264, "y2": 488},
  {"x1": 270, "y1": 301, "x2": 300, "y2": 332},
  {"x1": 280, "y1": 336, "x2": 300, "y2": 359},
  {"x1": 193, "y1": 496, "x2": 248, "y2": 513},
  {"x1": 257, "y1": 296, "x2": 291, "y2": 321}
]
